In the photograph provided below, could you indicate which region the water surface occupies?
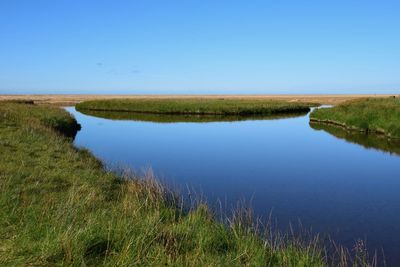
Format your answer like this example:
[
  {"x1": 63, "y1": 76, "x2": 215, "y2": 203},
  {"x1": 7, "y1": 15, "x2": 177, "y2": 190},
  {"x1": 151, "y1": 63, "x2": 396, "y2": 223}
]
[{"x1": 67, "y1": 107, "x2": 400, "y2": 263}]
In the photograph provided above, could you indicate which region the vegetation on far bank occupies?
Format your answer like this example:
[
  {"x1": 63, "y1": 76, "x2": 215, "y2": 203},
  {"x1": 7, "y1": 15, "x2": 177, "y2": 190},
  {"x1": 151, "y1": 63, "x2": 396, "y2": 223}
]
[
  {"x1": 310, "y1": 97, "x2": 400, "y2": 139},
  {"x1": 0, "y1": 102, "x2": 375, "y2": 266},
  {"x1": 76, "y1": 98, "x2": 316, "y2": 116}
]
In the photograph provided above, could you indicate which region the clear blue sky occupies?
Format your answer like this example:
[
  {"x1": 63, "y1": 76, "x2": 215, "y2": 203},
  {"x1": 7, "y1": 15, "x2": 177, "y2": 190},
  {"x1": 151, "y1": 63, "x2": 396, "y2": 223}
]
[{"x1": 1, "y1": 1, "x2": 399, "y2": 94}]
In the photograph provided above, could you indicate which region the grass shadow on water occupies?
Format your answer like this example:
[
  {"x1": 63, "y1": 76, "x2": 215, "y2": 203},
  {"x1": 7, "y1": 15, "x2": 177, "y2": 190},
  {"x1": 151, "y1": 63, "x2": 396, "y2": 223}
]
[
  {"x1": 310, "y1": 122, "x2": 400, "y2": 156},
  {"x1": 77, "y1": 109, "x2": 309, "y2": 123}
]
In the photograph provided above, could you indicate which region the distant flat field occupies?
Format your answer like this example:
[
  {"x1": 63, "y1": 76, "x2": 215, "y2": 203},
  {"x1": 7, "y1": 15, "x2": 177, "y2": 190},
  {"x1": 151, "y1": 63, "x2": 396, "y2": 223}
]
[{"x1": 0, "y1": 94, "x2": 395, "y2": 106}]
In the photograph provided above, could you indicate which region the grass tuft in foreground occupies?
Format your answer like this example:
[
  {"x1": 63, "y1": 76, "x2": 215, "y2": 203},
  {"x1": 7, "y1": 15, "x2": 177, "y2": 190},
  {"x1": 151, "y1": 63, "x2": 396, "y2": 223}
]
[
  {"x1": 76, "y1": 98, "x2": 315, "y2": 116},
  {"x1": 0, "y1": 102, "x2": 375, "y2": 266},
  {"x1": 310, "y1": 97, "x2": 400, "y2": 138}
]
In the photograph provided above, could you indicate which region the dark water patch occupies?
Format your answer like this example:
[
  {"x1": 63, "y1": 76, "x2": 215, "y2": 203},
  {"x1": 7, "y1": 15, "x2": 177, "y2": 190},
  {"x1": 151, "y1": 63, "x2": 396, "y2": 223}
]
[
  {"x1": 2, "y1": 99, "x2": 35, "y2": 105},
  {"x1": 54, "y1": 120, "x2": 81, "y2": 139}
]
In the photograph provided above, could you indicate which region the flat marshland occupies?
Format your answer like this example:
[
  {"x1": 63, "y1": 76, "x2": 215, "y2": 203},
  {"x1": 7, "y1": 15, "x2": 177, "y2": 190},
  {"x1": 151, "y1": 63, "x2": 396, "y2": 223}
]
[
  {"x1": 310, "y1": 97, "x2": 400, "y2": 138},
  {"x1": 0, "y1": 94, "x2": 393, "y2": 106}
]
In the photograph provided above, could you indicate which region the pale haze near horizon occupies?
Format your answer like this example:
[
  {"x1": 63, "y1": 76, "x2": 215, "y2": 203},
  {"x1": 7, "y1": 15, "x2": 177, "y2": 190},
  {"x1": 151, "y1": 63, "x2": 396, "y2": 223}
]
[{"x1": 1, "y1": 1, "x2": 399, "y2": 95}]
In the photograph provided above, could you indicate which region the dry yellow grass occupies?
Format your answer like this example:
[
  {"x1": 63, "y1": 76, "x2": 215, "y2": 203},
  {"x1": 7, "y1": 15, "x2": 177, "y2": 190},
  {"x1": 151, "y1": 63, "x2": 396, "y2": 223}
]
[{"x1": 0, "y1": 94, "x2": 395, "y2": 106}]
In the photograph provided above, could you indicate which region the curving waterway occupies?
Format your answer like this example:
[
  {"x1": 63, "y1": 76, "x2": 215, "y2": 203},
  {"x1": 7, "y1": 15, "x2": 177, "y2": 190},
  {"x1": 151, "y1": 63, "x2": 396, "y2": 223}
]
[{"x1": 67, "y1": 107, "x2": 400, "y2": 264}]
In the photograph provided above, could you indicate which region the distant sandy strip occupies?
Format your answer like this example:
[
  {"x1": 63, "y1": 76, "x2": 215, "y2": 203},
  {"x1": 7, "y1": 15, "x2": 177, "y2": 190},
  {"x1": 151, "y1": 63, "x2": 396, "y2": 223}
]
[{"x1": 0, "y1": 94, "x2": 395, "y2": 106}]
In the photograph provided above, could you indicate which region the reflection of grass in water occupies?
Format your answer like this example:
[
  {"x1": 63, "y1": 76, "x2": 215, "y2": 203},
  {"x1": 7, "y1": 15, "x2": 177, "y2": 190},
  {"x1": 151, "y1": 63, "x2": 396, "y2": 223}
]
[
  {"x1": 310, "y1": 122, "x2": 400, "y2": 155},
  {"x1": 78, "y1": 109, "x2": 309, "y2": 123}
]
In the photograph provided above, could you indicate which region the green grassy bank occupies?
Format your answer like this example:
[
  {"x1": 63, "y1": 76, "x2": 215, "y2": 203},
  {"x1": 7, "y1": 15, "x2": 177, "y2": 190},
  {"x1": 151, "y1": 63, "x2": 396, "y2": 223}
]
[
  {"x1": 75, "y1": 99, "x2": 314, "y2": 116},
  {"x1": 310, "y1": 97, "x2": 400, "y2": 139}
]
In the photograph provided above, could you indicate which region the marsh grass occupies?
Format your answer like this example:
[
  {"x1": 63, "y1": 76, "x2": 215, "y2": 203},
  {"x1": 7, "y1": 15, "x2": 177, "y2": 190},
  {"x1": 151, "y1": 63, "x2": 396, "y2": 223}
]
[
  {"x1": 76, "y1": 98, "x2": 315, "y2": 116},
  {"x1": 0, "y1": 102, "x2": 377, "y2": 266},
  {"x1": 310, "y1": 97, "x2": 400, "y2": 138}
]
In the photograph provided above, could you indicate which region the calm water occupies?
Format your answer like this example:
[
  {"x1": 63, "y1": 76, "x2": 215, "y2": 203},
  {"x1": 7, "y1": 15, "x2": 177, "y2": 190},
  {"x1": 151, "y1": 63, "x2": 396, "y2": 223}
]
[{"x1": 67, "y1": 107, "x2": 400, "y2": 263}]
